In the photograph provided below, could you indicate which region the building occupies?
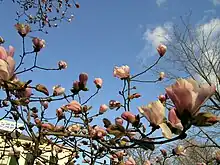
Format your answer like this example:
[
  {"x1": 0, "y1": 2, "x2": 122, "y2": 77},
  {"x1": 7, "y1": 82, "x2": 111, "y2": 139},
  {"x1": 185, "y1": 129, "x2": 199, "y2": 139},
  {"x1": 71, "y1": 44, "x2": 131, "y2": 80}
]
[{"x1": 0, "y1": 120, "x2": 76, "y2": 165}]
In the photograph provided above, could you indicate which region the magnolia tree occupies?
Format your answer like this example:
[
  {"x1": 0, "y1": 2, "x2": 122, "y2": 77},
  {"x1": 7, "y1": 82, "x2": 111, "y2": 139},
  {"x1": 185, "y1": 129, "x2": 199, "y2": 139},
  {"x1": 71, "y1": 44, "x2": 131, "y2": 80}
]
[
  {"x1": 0, "y1": 27, "x2": 219, "y2": 165},
  {"x1": 0, "y1": 3, "x2": 220, "y2": 165}
]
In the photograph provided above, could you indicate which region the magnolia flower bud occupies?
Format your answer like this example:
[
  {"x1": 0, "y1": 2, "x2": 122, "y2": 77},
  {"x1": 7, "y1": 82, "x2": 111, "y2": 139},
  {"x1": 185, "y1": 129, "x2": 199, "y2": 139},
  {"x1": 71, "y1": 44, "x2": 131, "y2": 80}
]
[
  {"x1": 15, "y1": 23, "x2": 31, "y2": 37},
  {"x1": 94, "y1": 78, "x2": 103, "y2": 88},
  {"x1": 32, "y1": 37, "x2": 46, "y2": 52},
  {"x1": 113, "y1": 65, "x2": 130, "y2": 79},
  {"x1": 99, "y1": 104, "x2": 108, "y2": 114},
  {"x1": 121, "y1": 111, "x2": 136, "y2": 124},
  {"x1": 159, "y1": 72, "x2": 165, "y2": 80},
  {"x1": 66, "y1": 100, "x2": 81, "y2": 114},
  {"x1": 115, "y1": 117, "x2": 123, "y2": 126},
  {"x1": 0, "y1": 37, "x2": 4, "y2": 44},
  {"x1": 79, "y1": 72, "x2": 88, "y2": 87},
  {"x1": 173, "y1": 145, "x2": 186, "y2": 156},
  {"x1": 157, "y1": 44, "x2": 167, "y2": 57},
  {"x1": 58, "y1": 60, "x2": 67, "y2": 69},
  {"x1": 40, "y1": 100, "x2": 49, "y2": 109},
  {"x1": 53, "y1": 85, "x2": 65, "y2": 96},
  {"x1": 56, "y1": 108, "x2": 64, "y2": 120},
  {"x1": 158, "y1": 94, "x2": 166, "y2": 103}
]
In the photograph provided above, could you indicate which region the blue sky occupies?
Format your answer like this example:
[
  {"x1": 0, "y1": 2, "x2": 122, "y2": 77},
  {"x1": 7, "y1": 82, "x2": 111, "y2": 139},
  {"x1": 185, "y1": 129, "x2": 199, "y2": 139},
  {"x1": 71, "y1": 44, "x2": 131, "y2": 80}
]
[
  {"x1": 0, "y1": 0, "x2": 219, "y2": 122},
  {"x1": 0, "y1": 0, "x2": 220, "y2": 126},
  {"x1": 0, "y1": 0, "x2": 220, "y2": 159},
  {"x1": 0, "y1": 0, "x2": 220, "y2": 164}
]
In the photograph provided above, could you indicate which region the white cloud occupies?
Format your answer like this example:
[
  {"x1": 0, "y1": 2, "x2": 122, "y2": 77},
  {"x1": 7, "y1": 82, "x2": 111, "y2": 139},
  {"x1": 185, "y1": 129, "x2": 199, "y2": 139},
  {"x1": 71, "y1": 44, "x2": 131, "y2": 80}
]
[
  {"x1": 156, "y1": 0, "x2": 167, "y2": 7},
  {"x1": 212, "y1": 0, "x2": 220, "y2": 5},
  {"x1": 137, "y1": 22, "x2": 173, "y2": 65},
  {"x1": 197, "y1": 18, "x2": 220, "y2": 41}
]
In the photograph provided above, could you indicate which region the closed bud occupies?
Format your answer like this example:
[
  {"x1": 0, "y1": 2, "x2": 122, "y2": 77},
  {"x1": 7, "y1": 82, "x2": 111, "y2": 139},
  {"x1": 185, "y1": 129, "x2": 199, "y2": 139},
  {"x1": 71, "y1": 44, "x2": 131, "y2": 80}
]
[
  {"x1": 99, "y1": 104, "x2": 108, "y2": 114},
  {"x1": 157, "y1": 44, "x2": 167, "y2": 57}
]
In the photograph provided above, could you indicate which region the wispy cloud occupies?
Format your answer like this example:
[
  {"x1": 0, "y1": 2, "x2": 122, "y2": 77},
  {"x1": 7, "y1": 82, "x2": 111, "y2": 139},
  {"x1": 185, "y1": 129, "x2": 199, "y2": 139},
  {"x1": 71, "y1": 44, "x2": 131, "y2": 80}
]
[
  {"x1": 156, "y1": 0, "x2": 167, "y2": 7},
  {"x1": 212, "y1": 0, "x2": 220, "y2": 5},
  {"x1": 137, "y1": 22, "x2": 173, "y2": 64}
]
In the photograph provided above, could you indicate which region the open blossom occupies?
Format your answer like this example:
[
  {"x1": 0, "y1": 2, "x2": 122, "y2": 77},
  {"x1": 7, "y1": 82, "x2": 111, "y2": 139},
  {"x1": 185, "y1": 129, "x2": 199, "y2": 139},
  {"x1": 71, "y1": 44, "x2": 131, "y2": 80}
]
[
  {"x1": 58, "y1": 60, "x2": 67, "y2": 69},
  {"x1": 138, "y1": 100, "x2": 172, "y2": 139},
  {"x1": 15, "y1": 23, "x2": 31, "y2": 37},
  {"x1": 168, "y1": 108, "x2": 183, "y2": 131},
  {"x1": 99, "y1": 104, "x2": 108, "y2": 114},
  {"x1": 121, "y1": 111, "x2": 136, "y2": 124},
  {"x1": 32, "y1": 37, "x2": 46, "y2": 52},
  {"x1": 166, "y1": 78, "x2": 216, "y2": 118},
  {"x1": 0, "y1": 46, "x2": 15, "y2": 82},
  {"x1": 65, "y1": 100, "x2": 81, "y2": 114},
  {"x1": 138, "y1": 100, "x2": 165, "y2": 126},
  {"x1": 124, "y1": 157, "x2": 136, "y2": 165},
  {"x1": 113, "y1": 65, "x2": 130, "y2": 79},
  {"x1": 53, "y1": 85, "x2": 65, "y2": 96},
  {"x1": 157, "y1": 44, "x2": 167, "y2": 57},
  {"x1": 94, "y1": 78, "x2": 103, "y2": 88}
]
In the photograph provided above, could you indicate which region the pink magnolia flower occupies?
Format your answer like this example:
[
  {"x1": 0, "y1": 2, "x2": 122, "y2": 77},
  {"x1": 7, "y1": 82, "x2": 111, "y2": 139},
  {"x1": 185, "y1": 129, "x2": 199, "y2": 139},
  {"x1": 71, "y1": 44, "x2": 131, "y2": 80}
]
[
  {"x1": 56, "y1": 108, "x2": 64, "y2": 120},
  {"x1": 166, "y1": 78, "x2": 216, "y2": 118},
  {"x1": 196, "y1": 163, "x2": 206, "y2": 165},
  {"x1": 138, "y1": 100, "x2": 172, "y2": 139},
  {"x1": 15, "y1": 23, "x2": 31, "y2": 37},
  {"x1": 58, "y1": 60, "x2": 67, "y2": 69},
  {"x1": 113, "y1": 65, "x2": 130, "y2": 79},
  {"x1": 138, "y1": 100, "x2": 165, "y2": 126},
  {"x1": 40, "y1": 100, "x2": 49, "y2": 109},
  {"x1": 53, "y1": 85, "x2": 65, "y2": 96},
  {"x1": 73, "y1": 80, "x2": 80, "y2": 90},
  {"x1": 89, "y1": 126, "x2": 106, "y2": 139},
  {"x1": 94, "y1": 126, "x2": 107, "y2": 139},
  {"x1": 124, "y1": 157, "x2": 136, "y2": 165},
  {"x1": 65, "y1": 100, "x2": 81, "y2": 114},
  {"x1": 115, "y1": 117, "x2": 123, "y2": 126},
  {"x1": 99, "y1": 104, "x2": 108, "y2": 114},
  {"x1": 157, "y1": 44, "x2": 167, "y2": 57},
  {"x1": 158, "y1": 94, "x2": 166, "y2": 103},
  {"x1": 23, "y1": 87, "x2": 32, "y2": 97},
  {"x1": 32, "y1": 37, "x2": 46, "y2": 52},
  {"x1": 121, "y1": 111, "x2": 136, "y2": 124},
  {"x1": 0, "y1": 46, "x2": 15, "y2": 82},
  {"x1": 94, "y1": 78, "x2": 103, "y2": 88},
  {"x1": 168, "y1": 108, "x2": 183, "y2": 131},
  {"x1": 79, "y1": 72, "x2": 88, "y2": 87}
]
